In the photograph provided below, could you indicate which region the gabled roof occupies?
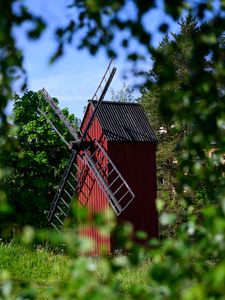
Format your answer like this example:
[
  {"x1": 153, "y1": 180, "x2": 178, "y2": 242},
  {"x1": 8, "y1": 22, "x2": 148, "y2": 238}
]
[{"x1": 89, "y1": 100, "x2": 157, "y2": 142}]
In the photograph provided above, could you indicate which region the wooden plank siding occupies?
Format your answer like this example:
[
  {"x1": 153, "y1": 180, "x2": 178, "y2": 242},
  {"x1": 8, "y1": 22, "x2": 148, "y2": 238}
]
[
  {"x1": 108, "y1": 142, "x2": 158, "y2": 243},
  {"x1": 77, "y1": 103, "x2": 158, "y2": 255},
  {"x1": 78, "y1": 104, "x2": 111, "y2": 255}
]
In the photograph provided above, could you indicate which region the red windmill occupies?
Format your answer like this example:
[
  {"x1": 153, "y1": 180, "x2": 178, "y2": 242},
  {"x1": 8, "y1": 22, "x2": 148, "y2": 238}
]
[{"x1": 38, "y1": 61, "x2": 158, "y2": 254}]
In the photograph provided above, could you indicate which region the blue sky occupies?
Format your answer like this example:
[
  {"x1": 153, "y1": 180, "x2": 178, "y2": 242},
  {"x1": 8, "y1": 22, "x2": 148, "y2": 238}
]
[{"x1": 11, "y1": 0, "x2": 178, "y2": 120}]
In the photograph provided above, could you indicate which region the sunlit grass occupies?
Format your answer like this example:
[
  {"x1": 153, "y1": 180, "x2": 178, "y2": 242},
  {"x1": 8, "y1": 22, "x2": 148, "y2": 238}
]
[
  {"x1": 119, "y1": 260, "x2": 150, "y2": 288},
  {"x1": 0, "y1": 242, "x2": 69, "y2": 285},
  {"x1": 0, "y1": 242, "x2": 151, "y2": 299}
]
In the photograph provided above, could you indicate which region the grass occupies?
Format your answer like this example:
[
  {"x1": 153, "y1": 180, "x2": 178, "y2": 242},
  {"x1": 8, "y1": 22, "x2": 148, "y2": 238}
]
[
  {"x1": 0, "y1": 242, "x2": 69, "y2": 285},
  {"x1": 0, "y1": 242, "x2": 151, "y2": 298},
  {"x1": 119, "y1": 260, "x2": 151, "y2": 288}
]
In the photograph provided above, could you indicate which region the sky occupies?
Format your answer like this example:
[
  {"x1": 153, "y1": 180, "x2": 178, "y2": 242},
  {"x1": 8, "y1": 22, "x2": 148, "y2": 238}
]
[{"x1": 10, "y1": 0, "x2": 179, "y2": 120}]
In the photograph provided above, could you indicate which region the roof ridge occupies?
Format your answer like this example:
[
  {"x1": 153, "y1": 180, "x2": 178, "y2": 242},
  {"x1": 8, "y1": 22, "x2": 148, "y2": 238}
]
[
  {"x1": 89, "y1": 100, "x2": 140, "y2": 105},
  {"x1": 81, "y1": 100, "x2": 157, "y2": 142}
]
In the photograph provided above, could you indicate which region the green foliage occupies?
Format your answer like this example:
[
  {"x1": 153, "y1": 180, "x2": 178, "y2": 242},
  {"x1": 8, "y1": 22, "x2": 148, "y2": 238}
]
[
  {"x1": 51, "y1": 0, "x2": 188, "y2": 62},
  {"x1": 0, "y1": 125, "x2": 14, "y2": 215},
  {"x1": 0, "y1": 0, "x2": 46, "y2": 120},
  {"x1": 140, "y1": 15, "x2": 201, "y2": 237},
  {"x1": 0, "y1": 242, "x2": 68, "y2": 285},
  {"x1": 0, "y1": 232, "x2": 153, "y2": 300},
  {"x1": 148, "y1": 12, "x2": 225, "y2": 299},
  {"x1": 1, "y1": 1, "x2": 225, "y2": 300},
  {"x1": 1, "y1": 90, "x2": 77, "y2": 231}
]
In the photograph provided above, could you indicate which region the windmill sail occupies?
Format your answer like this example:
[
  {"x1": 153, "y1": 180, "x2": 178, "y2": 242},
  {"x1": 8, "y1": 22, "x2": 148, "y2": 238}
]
[
  {"x1": 37, "y1": 107, "x2": 70, "y2": 147},
  {"x1": 48, "y1": 140, "x2": 135, "y2": 231},
  {"x1": 83, "y1": 60, "x2": 116, "y2": 140},
  {"x1": 47, "y1": 150, "x2": 78, "y2": 230},
  {"x1": 39, "y1": 89, "x2": 79, "y2": 142},
  {"x1": 44, "y1": 60, "x2": 135, "y2": 231},
  {"x1": 82, "y1": 140, "x2": 135, "y2": 215}
]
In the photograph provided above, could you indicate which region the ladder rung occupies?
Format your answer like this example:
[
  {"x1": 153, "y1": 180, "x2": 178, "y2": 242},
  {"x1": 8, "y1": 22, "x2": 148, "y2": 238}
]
[
  {"x1": 70, "y1": 172, "x2": 78, "y2": 181},
  {"x1": 54, "y1": 214, "x2": 64, "y2": 226},
  {"x1": 58, "y1": 206, "x2": 67, "y2": 217},
  {"x1": 41, "y1": 89, "x2": 79, "y2": 140},
  {"x1": 51, "y1": 222, "x2": 60, "y2": 232},
  {"x1": 93, "y1": 140, "x2": 135, "y2": 198},
  {"x1": 121, "y1": 196, "x2": 134, "y2": 211},
  {"x1": 113, "y1": 183, "x2": 125, "y2": 196},
  {"x1": 108, "y1": 175, "x2": 120, "y2": 188},
  {"x1": 98, "y1": 162, "x2": 109, "y2": 174},
  {"x1": 64, "y1": 189, "x2": 72, "y2": 199},
  {"x1": 67, "y1": 180, "x2": 75, "y2": 191},
  {"x1": 82, "y1": 146, "x2": 134, "y2": 216},
  {"x1": 118, "y1": 190, "x2": 130, "y2": 203},
  {"x1": 95, "y1": 155, "x2": 105, "y2": 166},
  {"x1": 73, "y1": 163, "x2": 81, "y2": 173},
  {"x1": 105, "y1": 167, "x2": 115, "y2": 179},
  {"x1": 61, "y1": 197, "x2": 70, "y2": 208},
  {"x1": 90, "y1": 147, "x2": 99, "y2": 159},
  {"x1": 97, "y1": 165, "x2": 108, "y2": 177},
  {"x1": 86, "y1": 145, "x2": 92, "y2": 152},
  {"x1": 109, "y1": 198, "x2": 122, "y2": 215}
]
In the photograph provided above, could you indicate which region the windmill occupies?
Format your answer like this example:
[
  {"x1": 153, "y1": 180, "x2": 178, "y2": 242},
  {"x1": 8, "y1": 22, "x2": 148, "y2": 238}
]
[{"x1": 38, "y1": 60, "x2": 135, "y2": 233}]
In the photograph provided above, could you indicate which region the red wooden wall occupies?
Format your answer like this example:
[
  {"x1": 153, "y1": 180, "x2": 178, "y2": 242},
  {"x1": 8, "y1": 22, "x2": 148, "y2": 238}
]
[
  {"x1": 78, "y1": 104, "x2": 111, "y2": 255},
  {"x1": 108, "y1": 142, "x2": 158, "y2": 242},
  {"x1": 78, "y1": 103, "x2": 158, "y2": 255}
]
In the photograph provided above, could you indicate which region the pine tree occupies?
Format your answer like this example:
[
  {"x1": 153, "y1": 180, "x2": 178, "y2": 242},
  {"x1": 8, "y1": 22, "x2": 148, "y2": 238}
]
[{"x1": 140, "y1": 16, "x2": 201, "y2": 237}]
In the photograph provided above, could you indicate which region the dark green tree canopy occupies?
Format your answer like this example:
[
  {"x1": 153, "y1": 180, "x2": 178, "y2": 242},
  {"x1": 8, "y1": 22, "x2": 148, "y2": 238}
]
[
  {"x1": 1, "y1": 90, "x2": 77, "y2": 231},
  {"x1": 140, "y1": 15, "x2": 223, "y2": 238}
]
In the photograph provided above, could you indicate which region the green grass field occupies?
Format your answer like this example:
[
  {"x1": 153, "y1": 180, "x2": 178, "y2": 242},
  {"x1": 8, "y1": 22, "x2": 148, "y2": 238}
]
[
  {"x1": 0, "y1": 242, "x2": 69, "y2": 285},
  {"x1": 0, "y1": 242, "x2": 150, "y2": 298}
]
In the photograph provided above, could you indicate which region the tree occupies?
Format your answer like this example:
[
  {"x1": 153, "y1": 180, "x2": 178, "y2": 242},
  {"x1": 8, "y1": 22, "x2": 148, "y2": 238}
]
[
  {"x1": 110, "y1": 83, "x2": 135, "y2": 102},
  {"x1": 140, "y1": 16, "x2": 202, "y2": 237},
  {"x1": 1, "y1": 90, "x2": 77, "y2": 234}
]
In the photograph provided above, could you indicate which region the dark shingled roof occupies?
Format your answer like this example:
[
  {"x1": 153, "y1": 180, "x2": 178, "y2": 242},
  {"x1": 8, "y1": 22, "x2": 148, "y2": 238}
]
[{"x1": 90, "y1": 100, "x2": 157, "y2": 142}]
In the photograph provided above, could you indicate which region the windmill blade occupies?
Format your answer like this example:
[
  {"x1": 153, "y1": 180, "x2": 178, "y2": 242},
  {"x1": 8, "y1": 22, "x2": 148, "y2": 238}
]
[
  {"x1": 47, "y1": 150, "x2": 78, "y2": 229},
  {"x1": 47, "y1": 149, "x2": 95, "y2": 231},
  {"x1": 91, "y1": 59, "x2": 116, "y2": 102},
  {"x1": 46, "y1": 61, "x2": 117, "y2": 230},
  {"x1": 48, "y1": 138, "x2": 135, "y2": 231},
  {"x1": 81, "y1": 140, "x2": 135, "y2": 216},
  {"x1": 46, "y1": 60, "x2": 135, "y2": 231},
  {"x1": 37, "y1": 108, "x2": 70, "y2": 147},
  {"x1": 40, "y1": 88, "x2": 79, "y2": 142},
  {"x1": 81, "y1": 60, "x2": 117, "y2": 141}
]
